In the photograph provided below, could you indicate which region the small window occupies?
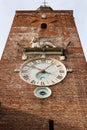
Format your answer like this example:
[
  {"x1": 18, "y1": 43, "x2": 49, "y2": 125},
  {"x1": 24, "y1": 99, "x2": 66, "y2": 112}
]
[
  {"x1": 41, "y1": 23, "x2": 47, "y2": 29},
  {"x1": 49, "y1": 120, "x2": 54, "y2": 130}
]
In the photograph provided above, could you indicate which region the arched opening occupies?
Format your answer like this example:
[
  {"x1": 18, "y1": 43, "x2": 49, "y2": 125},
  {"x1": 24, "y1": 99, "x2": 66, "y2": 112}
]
[
  {"x1": 49, "y1": 120, "x2": 54, "y2": 130},
  {"x1": 41, "y1": 23, "x2": 47, "y2": 29}
]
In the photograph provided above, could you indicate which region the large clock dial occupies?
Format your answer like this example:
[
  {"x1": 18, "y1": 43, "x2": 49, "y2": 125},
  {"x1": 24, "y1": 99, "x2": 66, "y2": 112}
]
[{"x1": 20, "y1": 58, "x2": 67, "y2": 86}]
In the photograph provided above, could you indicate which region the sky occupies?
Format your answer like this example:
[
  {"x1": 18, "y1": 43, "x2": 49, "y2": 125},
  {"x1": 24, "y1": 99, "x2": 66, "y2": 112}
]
[{"x1": 0, "y1": 0, "x2": 87, "y2": 61}]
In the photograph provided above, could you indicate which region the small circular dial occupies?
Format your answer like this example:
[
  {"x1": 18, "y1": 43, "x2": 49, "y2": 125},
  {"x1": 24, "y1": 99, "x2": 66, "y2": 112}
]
[
  {"x1": 34, "y1": 87, "x2": 52, "y2": 99},
  {"x1": 20, "y1": 58, "x2": 67, "y2": 86}
]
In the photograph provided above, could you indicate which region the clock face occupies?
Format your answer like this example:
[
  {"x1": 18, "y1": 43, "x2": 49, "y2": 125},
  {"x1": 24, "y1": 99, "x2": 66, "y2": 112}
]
[{"x1": 20, "y1": 58, "x2": 67, "y2": 86}]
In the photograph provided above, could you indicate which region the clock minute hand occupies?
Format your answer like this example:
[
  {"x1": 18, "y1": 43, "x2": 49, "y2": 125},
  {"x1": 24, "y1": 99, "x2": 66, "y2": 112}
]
[{"x1": 44, "y1": 62, "x2": 54, "y2": 70}]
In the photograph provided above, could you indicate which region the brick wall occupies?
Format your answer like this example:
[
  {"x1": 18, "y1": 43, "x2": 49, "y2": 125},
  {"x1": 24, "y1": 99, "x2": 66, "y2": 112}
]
[{"x1": 0, "y1": 7, "x2": 87, "y2": 130}]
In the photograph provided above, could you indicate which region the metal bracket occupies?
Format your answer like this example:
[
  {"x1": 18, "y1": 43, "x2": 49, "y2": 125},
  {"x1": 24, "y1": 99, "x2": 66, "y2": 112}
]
[
  {"x1": 67, "y1": 69, "x2": 73, "y2": 73},
  {"x1": 14, "y1": 69, "x2": 20, "y2": 73}
]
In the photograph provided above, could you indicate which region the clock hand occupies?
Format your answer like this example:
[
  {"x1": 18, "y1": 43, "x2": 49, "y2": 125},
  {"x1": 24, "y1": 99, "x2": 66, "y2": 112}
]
[
  {"x1": 31, "y1": 65, "x2": 42, "y2": 71},
  {"x1": 30, "y1": 61, "x2": 54, "y2": 74},
  {"x1": 44, "y1": 62, "x2": 54, "y2": 70},
  {"x1": 32, "y1": 62, "x2": 54, "y2": 76},
  {"x1": 36, "y1": 69, "x2": 52, "y2": 76}
]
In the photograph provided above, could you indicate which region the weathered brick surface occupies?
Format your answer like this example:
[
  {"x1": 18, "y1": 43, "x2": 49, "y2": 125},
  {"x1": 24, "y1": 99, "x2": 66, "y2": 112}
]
[{"x1": 0, "y1": 7, "x2": 87, "y2": 130}]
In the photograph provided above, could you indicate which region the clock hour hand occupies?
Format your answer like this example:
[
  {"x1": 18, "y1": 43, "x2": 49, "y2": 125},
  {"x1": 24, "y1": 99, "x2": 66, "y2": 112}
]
[
  {"x1": 36, "y1": 69, "x2": 52, "y2": 76},
  {"x1": 31, "y1": 65, "x2": 42, "y2": 71}
]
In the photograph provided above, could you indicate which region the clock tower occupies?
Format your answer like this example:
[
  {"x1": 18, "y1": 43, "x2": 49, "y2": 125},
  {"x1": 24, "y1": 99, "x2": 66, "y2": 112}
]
[{"x1": 0, "y1": 5, "x2": 87, "y2": 130}]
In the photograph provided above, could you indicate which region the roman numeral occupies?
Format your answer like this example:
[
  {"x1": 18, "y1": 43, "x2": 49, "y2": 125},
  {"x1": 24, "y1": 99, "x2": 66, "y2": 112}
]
[
  {"x1": 27, "y1": 62, "x2": 33, "y2": 66},
  {"x1": 32, "y1": 60, "x2": 38, "y2": 64},
  {"x1": 59, "y1": 70, "x2": 65, "y2": 73},
  {"x1": 25, "y1": 64, "x2": 30, "y2": 67},
  {"x1": 57, "y1": 75, "x2": 63, "y2": 80},
  {"x1": 51, "y1": 80, "x2": 55, "y2": 84},
  {"x1": 41, "y1": 81, "x2": 45, "y2": 86},
  {"x1": 30, "y1": 80, "x2": 36, "y2": 85},
  {"x1": 23, "y1": 75, "x2": 29, "y2": 80},
  {"x1": 41, "y1": 59, "x2": 46, "y2": 63},
  {"x1": 21, "y1": 70, "x2": 27, "y2": 73},
  {"x1": 57, "y1": 65, "x2": 61, "y2": 67}
]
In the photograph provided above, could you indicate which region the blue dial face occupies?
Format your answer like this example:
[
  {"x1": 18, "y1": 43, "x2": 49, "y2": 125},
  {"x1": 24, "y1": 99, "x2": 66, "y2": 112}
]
[
  {"x1": 20, "y1": 58, "x2": 67, "y2": 86},
  {"x1": 36, "y1": 71, "x2": 49, "y2": 80}
]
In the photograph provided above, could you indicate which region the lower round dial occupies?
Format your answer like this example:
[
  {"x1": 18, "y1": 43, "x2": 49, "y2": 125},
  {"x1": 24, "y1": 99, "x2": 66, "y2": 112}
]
[
  {"x1": 36, "y1": 72, "x2": 49, "y2": 80},
  {"x1": 20, "y1": 58, "x2": 67, "y2": 86},
  {"x1": 34, "y1": 87, "x2": 52, "y2": 99}
]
